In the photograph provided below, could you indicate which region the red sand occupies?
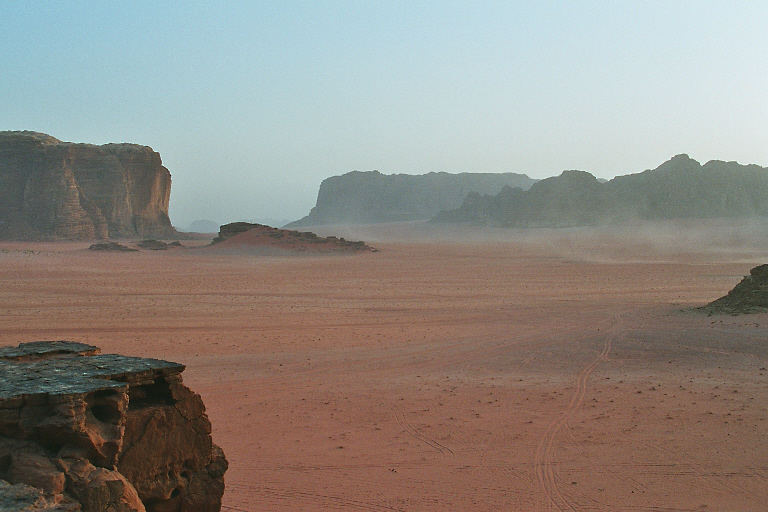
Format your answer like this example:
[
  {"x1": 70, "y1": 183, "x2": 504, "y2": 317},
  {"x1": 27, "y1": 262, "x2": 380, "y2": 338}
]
[{"x1": 1, "y1": 228, "x2": 767, "y2": 511}]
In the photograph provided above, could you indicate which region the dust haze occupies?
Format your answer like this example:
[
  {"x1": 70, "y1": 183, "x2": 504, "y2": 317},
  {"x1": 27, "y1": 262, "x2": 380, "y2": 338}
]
[{"x1": 306, "y1": 218, "x2": 768, "y2": 264}]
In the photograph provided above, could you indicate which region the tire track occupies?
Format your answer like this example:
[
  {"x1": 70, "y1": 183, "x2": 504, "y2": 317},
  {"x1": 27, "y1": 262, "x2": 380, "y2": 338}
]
[
  {"x1": 534, "y1": 314, "x2": 620, "y2": 511},
  {"x1": 225, "y1": 484, "x2": 405, "y2": 511},
  {"x1": 394, "y1": 408, "x2": 454, "y2": 455}
]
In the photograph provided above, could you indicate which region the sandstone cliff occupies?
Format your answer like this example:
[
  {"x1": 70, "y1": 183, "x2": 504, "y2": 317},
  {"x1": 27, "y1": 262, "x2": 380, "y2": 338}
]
[
  {"x1": 0, "y1": 131, "x2": 175, "y2": 240},
  {"x1": 287, "y1": 170, "x2": 536, "y2": 227},
  {"x1": 433, "y1": 155, "x2": 768, "y2": 227},
  {"x1": 0, "y1": 341, "x2": 227, "y2": 512}
]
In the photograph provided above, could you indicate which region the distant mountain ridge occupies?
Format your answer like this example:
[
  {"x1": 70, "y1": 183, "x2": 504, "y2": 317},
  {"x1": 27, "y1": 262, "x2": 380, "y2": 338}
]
[
  {"x1": 433, "y1": 154, "x2": 768, "y2": 226},
  {"x1": 287, "y1": 170, "x2": 536, "y2": 227}
]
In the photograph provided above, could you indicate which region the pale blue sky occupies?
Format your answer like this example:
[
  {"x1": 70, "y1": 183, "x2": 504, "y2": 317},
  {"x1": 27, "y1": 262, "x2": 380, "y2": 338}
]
[{"x1": 2, "y1": 1, "x2": 767, "y2": 227}]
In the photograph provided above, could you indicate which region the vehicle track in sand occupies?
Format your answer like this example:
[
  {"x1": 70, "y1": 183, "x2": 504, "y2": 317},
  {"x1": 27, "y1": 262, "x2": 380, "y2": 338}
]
[
  {"x1": 533, "y1": 314, "x2": 622, "y2": 511},
  {"x1": 394, "y1": 408, "x2": 454, "y2": 455},
  {"x1": 224, "y1": 484, "x2": 406, "y2": 511}
]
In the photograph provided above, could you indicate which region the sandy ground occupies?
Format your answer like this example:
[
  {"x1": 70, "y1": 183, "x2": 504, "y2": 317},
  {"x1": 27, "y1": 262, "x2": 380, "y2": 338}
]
[{"x1": 1, "y1": 225, "x2": 767, "y2": 511}]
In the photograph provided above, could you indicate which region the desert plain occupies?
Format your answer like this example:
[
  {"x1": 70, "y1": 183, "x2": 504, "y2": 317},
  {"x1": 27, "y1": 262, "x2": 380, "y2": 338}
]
[{"x1": 1, "y1": 223, "x2": 767, "y2": 511}]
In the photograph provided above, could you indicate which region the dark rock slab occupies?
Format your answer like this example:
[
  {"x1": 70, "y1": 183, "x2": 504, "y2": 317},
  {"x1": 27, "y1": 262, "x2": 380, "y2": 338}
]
[
  {"x1": 0, "y1": 341, "x2": 98, "y2": 361},
  {"x1": 88, "y1": 242, "x2": 137, "y2": 252},
  {"x1": 136, "y1": 240, "x2": 169, "y2": 250}
]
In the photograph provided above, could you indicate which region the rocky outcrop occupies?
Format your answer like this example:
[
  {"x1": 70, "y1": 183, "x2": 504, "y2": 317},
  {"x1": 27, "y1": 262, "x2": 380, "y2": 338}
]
[
  {"x1": 434, "y1": 155, "x2": 768, "y2": 227},
  {"x1": 88, "y1": 241, "x2": 182, "y2": 252},
  {"x1": 210, "y1": 222, "x2": 376, "y2": 253},
  {"x1": 88, "y1": 242, "x2": 138, "y2": 252},
  {"x1": 287, "y1": 170, "x2": 536, "y2": 227},
  {"x1": 0, "y1": 341, "x2": 227, "y2": 511},
  {"x1": 135, "y1": 240, "x2": 182, "y2": 250},
  {"x1": 0, "y1": 131, "x2": 176, "y2": 240},
  {"x1": 704, "y1": 264, "x2": 768, "y2": 314}
]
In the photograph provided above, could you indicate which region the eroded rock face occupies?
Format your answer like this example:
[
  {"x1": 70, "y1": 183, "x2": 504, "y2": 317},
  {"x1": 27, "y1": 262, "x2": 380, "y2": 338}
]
[
  {"x1": 0, "y1": 341, "x2": 227, "y2": 512},
  {"x1": 0, "y1": 131, "x2": 175, "y2": 240}
]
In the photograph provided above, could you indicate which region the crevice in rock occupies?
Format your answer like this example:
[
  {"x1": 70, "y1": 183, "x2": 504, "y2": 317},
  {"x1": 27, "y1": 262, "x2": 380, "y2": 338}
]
[{"x1": 128, "y1": 378, "x2": 176, "y2": 409}]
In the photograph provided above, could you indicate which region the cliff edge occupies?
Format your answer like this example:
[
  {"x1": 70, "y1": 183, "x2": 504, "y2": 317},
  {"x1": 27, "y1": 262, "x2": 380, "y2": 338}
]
[
  {"x1": 0, "y1": 131, "x2": 175, "y2": 240},
  {"x1": 0, "y1": 341, "x2": 227, "y2": 511}
]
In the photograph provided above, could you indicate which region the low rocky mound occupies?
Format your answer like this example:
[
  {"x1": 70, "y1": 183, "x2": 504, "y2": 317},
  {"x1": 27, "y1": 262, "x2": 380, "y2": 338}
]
[
  {"x1": 88, "y1": 242, "x2": 138, "y2": 252},
  {"x1": 88, "y1": 240, "x2": 182, "y2": 252},
  {"x1": 704, "y1": 264, "x2": 768, "y2": 314},
  {"x1": 209, "y1": 222, "x2": 376, "y2": 254},
  {"x1": 0, "y1": 341, "x2": 227, "y2": 511},
  {"x1": 136, "y1": 240, "x2": 182, "y2": 250}
]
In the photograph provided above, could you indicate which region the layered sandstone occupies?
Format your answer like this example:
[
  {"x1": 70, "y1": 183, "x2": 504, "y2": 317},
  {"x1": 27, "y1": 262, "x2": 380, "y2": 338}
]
[
  {"x1": 0, "y1": 341, "x2": 227, "y2": 512},
  {"x1": 0, "y1": 131, "x2": 175, "y2": 240}
]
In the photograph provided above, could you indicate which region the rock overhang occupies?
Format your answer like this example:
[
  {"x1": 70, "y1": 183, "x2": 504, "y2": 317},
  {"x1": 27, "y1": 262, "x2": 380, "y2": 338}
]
[{"x1": 0, "y1": 342, "x2": 184, "y2": 402}]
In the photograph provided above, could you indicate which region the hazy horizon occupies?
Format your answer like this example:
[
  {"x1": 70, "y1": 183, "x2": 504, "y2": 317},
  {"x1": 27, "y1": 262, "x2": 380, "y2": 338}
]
[{"x1": 3, "y1": 2, "x2": 767, "y2": 228}]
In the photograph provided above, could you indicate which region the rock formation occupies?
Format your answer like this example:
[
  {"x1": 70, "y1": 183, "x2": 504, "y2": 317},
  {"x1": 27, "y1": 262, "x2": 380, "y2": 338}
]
[
  {"x1": 287, "y1": 170, "x2": 536, "y2": 227},
  {"x1": 433, "y1": 155, "x2": 768, "y2": 227},
  {"x1": 135, "y1": 240, "x2": 182, "y2": 251},
  {"x1": 0, "y1": 131, "x2": 176, "y2": 240},
  {"x1": 0, "y1": 341, "x2": 227, "y2": 512},
  {"x1": 704, "y1": 264, "x2": 768, "y2": 314},
  {"x1": 210, "y1": 222, "x2": 376, "y2": 253},
  {"x1": 88, "y1": 242, "x2": 138, "y2": 252}
]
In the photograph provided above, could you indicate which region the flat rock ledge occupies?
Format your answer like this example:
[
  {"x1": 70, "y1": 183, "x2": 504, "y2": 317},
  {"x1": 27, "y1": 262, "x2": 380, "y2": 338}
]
[{"x1": 0, "y1": 341, "x2": 227, "y2": 511}]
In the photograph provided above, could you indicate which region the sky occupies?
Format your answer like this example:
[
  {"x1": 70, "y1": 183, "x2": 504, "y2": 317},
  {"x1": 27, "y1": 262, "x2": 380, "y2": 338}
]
[{"x1": 2, "y1": 1, "x2": 767, "y2": 228}]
